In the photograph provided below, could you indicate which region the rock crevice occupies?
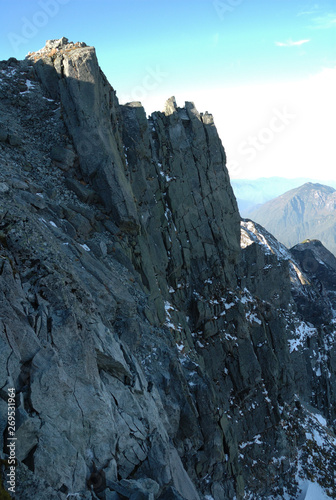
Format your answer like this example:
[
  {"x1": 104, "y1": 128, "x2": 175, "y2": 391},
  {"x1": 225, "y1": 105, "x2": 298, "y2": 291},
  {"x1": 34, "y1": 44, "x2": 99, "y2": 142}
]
[{"x1": 0, "y1": 39, "x2": 335, "y2": 500}]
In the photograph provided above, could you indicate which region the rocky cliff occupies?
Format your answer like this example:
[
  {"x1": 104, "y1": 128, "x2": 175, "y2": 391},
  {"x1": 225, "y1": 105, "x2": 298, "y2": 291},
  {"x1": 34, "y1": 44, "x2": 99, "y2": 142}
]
[{"x1": 0, "y1": 38, "x2": 336, "y2": 500}]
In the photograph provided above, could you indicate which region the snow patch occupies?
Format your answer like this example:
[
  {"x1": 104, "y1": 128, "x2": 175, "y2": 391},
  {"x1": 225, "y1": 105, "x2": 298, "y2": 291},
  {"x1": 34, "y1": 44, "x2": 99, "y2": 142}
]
[
  {"x1": 224, "y1": 302, "x2": 235, "y2": 310},
  {"x1": 246, "y1": 311, "x2": 262, "y2": 325},
  {"x1": 296, "y1": 481, "x2": 333, "y2": 500},
  {"x1": 288, "y1": 322, "x2": 317, "y2": 352},
  {"x1": 79, "y1": 244, "x2": 90, "y2": 252},
  {"x1": 240, "y1": 434, "x2": 262, "y2": 449},
  {"x1": 314, "y1": 413, "x2": 327, "y2": 427},
  {"x1": 26, "y1": 79, "x2": 36, "y2": 89}
]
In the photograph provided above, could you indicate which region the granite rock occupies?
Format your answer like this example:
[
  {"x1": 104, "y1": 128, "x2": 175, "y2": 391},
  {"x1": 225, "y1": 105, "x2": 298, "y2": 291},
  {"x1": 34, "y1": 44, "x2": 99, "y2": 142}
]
[{"x1": 0, "y1": 39, "x2": 335, "y2": 500}]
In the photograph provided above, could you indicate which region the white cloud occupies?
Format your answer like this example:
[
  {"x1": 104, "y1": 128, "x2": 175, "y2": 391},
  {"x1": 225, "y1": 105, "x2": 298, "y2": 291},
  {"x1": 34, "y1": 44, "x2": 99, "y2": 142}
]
[
  {"x1": 309, "y1": 13, "x2": 336, "y2": 29},
  {"x1": 275, "y1": 39, "x2": 311, "y2": 47},
  {"x1": 297, "y1": 4, "x2": 320, "y2": 17},
  {"x1": 298, "y1": 10, "x2": 317, "y2": 17}
]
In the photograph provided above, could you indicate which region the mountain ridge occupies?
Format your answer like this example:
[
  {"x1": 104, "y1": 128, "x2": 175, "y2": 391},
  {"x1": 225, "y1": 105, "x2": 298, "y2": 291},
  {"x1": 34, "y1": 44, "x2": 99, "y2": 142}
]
[
  {"x1": 0, "y1": 38, "x2": 335, "y2": 500},
  {"x1": 248, "y1": 182, "x2": 336, "y2": 255},
  {"x1": 231, "y1": 177, "x2": 336, "y2": 215}
]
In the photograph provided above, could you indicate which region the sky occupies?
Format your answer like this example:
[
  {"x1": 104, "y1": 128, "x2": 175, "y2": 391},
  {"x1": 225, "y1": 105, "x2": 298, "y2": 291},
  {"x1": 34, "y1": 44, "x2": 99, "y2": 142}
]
[{"x1": 0, "y1": 0, "x2": 335, "y2": 180}]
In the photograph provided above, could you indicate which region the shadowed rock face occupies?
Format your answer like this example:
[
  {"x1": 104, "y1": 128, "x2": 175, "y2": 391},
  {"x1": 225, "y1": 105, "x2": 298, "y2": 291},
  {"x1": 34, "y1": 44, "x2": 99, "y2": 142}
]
[
  {"x1": 30, "y1": 39, "x2": 241, "y2": 324},
  {"x1": 0, "y1": 39, "x2": 336, "y2": 500},
  {"x1": 31, "y1": 38, "x2": 240, "y2": 292},
  {"x1": 31, "y1": 38, "x2": 139, "y2": 232}
]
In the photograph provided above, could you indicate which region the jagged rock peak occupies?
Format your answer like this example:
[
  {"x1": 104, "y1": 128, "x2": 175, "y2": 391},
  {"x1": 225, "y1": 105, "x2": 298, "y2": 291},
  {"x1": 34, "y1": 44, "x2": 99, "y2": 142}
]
[
  {"x1": 164, "y1": 96, "x2": 177, "y2": 115},
  {"x1": 26, "y1": 38, "x2": 241, "y2": 290},
  {"x1": 163, "y1": 96, "x2": 215, "y2": 126},
  {"x1": 26, "y1": 37, "x2": 88, "y2": 59}
]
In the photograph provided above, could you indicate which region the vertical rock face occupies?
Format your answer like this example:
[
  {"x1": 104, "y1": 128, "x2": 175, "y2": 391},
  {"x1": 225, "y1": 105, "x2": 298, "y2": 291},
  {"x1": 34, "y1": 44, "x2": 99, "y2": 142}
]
[
  {"x1": 289, "y1": 240, "x2": 336, "y2": 423},
  {"x1": 31, "y1": 39, "x2": 240, "y2": 295},
  {"x1": 31, "y1": 38, "x2": 241, "y2": 330},
  {"x1": 32, "y1": 37, "x2": 139, "y2": 231},
  {"x1": 0, "y1": 39, "x2": 335, "y2": 500},
  {"x1": 121, "y1": 97, "x2": 240, "y2": 319},
  {"x1": 241, "y1": 220, "x2": 336, "y2": 489}
]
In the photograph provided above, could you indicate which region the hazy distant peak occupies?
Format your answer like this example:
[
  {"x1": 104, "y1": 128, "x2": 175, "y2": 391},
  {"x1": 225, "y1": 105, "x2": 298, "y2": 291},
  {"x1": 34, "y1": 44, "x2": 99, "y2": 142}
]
[
  {"x1": 232, "y1": 177, "x2": 336, "y2": 216},
  {"x1": 248, "y1": 182, "x2": 336, "y2": 256}
]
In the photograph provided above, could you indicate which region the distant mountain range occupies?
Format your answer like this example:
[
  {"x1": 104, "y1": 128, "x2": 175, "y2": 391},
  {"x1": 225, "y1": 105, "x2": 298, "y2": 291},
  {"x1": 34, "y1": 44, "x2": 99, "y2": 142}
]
[
  {"x1": 231, "y1": 177, "x2": 336, "y2": 216},
  {"x1": 248, "y1": 182, "x2": 336, "y2": 255}
]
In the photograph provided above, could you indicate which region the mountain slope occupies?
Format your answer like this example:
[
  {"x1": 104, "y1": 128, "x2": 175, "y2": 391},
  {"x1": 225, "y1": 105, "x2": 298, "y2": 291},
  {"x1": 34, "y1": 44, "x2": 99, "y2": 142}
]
[
  {"x1": 0, "y1": 39, "x2": 335, "y2": 500},
  {"x1": 248, "y1": 182, "x2": 336, "y2": 255},
  {"x1": 231, "y1": 177, "x2": 336, "y2": 215}
]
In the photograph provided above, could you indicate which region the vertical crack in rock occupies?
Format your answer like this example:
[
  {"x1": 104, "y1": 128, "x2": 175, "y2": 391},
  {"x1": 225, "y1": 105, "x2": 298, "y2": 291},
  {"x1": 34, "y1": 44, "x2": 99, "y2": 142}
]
[
  {"x1": 73, "y1": 378, "x2": 85, "y2": 425},
  {"x1": 0, "y1": 38, "x2": 334, "y2": 500}
]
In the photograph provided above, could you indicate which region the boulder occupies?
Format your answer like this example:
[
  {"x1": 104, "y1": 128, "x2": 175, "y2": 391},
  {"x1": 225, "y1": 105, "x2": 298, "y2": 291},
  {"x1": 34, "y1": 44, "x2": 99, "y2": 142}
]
[
  {"x1": 0, "y1": 128, "x2": 7, "y2": 142},
  {"x1": 7, "y1": 133, "x2": 22, "y2": 146},
  {"x1": 50, "y1": 145, "x2": 76, "y2": 171}
]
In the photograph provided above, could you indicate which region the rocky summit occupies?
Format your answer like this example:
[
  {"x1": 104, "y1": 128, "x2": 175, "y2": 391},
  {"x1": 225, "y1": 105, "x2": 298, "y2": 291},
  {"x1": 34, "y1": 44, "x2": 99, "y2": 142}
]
[{"x1": 0, "y1": 38, "x2": 335, "y2": 500}]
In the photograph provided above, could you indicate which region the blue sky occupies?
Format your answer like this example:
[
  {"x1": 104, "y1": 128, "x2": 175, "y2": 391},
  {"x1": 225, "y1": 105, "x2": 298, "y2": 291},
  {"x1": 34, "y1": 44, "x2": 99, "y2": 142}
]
[{"x1": 1, "y1": 0, "x2": 335, "y2": 179}]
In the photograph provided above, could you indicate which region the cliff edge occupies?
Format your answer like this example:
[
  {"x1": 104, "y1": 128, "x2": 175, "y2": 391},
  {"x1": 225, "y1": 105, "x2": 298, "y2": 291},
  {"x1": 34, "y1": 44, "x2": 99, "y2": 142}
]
[{"x1": 0, "y1": 39, "x2": 335, "y2": 500}]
